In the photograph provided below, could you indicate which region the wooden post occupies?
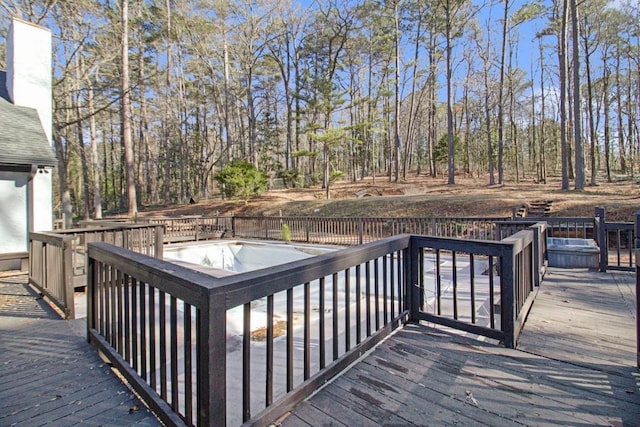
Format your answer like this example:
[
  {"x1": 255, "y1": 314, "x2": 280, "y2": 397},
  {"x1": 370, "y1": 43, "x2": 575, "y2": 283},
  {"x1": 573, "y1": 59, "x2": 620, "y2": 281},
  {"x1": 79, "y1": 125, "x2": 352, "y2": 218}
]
[
  {"x1": 408, "y1": 238, "x2": 420, "y2": 322},
  {"x1": 62, "y1": 236, "x2": 75, "y2": 319},
  {"x1": 635, "y1": 212, "x2": 640, "y2": 368},
  {"x1": 87, "y1": 247, "x2": 96, "y2": 342},
  {"x1": 500, "y1": 245, "x2": 516, "y2": 349},
  {"x1": 358, "y1": 218, "x2": 364, "y2": 245},
  {"x1": 595, "y1": 207, "x2": 607, "y2": 272},
  {"x1": 198, "y1": 291, "x2": 227, "y2": 426},
  {"x1": 231, "y1": 216, "x2": 236, "y2": 238},
  {"x1": 155, "y1": 225, "x2": 164, "y2": 258},
  {"x1": 305, "y1": 220, "x2": 310, "y2": 243},
  {"x1": 635, "y1": 211, "x2": 640, "y2": 250},
  {"x1": 528, "y1": 224, "x2": 541, "y2": 287}
]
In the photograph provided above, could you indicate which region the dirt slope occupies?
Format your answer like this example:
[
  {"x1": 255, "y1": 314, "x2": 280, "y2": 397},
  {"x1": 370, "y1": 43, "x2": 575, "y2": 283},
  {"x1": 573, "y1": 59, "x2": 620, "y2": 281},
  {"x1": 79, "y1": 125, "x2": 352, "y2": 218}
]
[{"x1": 135, "y1": 174, "x2": 640, "y2": 221}]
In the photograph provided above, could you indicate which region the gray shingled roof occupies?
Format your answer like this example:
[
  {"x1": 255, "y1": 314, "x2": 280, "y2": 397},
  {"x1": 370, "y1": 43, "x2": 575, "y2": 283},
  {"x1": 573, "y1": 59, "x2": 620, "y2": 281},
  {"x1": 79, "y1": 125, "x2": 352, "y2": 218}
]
[{"x1": 0, "y1": 71, "x2": 57, "y2": 167}]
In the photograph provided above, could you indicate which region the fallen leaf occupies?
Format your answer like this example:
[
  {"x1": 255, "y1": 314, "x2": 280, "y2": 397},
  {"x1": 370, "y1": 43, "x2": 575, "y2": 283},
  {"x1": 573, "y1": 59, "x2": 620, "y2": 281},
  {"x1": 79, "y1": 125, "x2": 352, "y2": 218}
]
[{"x1": 465, "y1": 390, "x2": 478, "y2": 406}]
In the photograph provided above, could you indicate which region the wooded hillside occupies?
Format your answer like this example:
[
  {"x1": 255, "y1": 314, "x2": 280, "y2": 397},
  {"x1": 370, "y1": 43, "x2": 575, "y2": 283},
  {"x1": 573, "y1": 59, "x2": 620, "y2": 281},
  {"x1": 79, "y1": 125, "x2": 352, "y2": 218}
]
[{"x1": 0, "y1": 0, "x2": 638, "y2": 224}]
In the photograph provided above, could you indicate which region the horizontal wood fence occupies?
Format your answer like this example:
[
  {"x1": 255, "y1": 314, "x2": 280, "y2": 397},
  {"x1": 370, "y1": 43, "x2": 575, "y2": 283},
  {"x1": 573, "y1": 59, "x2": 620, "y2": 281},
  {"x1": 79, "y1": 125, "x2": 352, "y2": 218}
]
[
  {"x1": 86, "y1": 226, "x2": 543, "y2": 426},
  {"x1": 29, "y1": 224, "x2": 164, "y2": 319}
]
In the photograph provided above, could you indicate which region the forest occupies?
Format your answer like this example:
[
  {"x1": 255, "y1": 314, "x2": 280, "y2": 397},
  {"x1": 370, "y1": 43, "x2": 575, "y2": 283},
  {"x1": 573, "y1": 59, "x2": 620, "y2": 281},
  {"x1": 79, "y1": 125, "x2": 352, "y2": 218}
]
[{"x1": 0, "y1": 0, "x2": 638, "y2": 224}]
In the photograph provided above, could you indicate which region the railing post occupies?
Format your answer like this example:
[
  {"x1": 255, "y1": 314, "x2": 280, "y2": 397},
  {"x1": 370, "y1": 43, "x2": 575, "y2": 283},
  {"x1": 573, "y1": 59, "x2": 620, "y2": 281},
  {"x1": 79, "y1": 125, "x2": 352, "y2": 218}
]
[
  {"x1": 636, "y1": 254, "x2": 640, "y2": 369},
  {"x1": 198, "y1": 291, "x2": 227, "y2": 426},
  {"x1": 635, "y1": 212, "x2": 640, "y2": 368},
  {"x1": 231, "y1": 216, "x2": 236, "y2": 238},
  {"x1": 500, "y1": 246, "x2": 516, "y2": 349},
  {"x1": 408, "y1": 237, "x2": 420, "y2": 322},
  {"x1": 528, "y1": 224, "x2": 541, "y2": 287},
  {"x1": 87, "y1": 247, "x2": 96, "y2": 341},
  {"x1": 62, "y1": 236, "x2": 75, "y2": 319},
  {"x1": 154, "y1": 225, "x2": 164, "y2": 259},
  {"x1": 595, "y1": 207, "x2": 607, "y2": 272},
  {"x1": 358, "y1": 218, "x2": 364, "y2": 245},
  {"x1": 635, "y1": 211, "x2": 640, "y2": 250}
]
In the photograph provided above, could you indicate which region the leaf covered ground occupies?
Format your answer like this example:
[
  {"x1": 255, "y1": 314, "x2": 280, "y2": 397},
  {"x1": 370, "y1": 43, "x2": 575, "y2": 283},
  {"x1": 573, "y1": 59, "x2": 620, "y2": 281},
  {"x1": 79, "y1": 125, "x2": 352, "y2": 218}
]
[{"x1": 137, "y1": 174, "x2": 640, "y2": 222}]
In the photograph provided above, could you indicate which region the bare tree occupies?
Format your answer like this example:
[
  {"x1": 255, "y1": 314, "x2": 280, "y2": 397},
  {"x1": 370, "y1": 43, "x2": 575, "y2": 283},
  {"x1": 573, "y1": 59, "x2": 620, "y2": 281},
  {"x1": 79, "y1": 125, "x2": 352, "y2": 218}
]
[{"x1": 121, "y1": 0, "x2": 138, "y2": 215}]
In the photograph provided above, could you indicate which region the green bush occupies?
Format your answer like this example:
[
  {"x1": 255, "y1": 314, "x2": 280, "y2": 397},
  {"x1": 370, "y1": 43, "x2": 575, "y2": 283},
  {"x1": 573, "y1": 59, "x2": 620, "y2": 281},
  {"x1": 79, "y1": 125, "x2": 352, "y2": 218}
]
[
  {"x1": 214, "y1": 161, "x2": 268, "y2": 203},
  {"x1": 278, "y1": 168, "x2": 301, "y2": 188},
  {"x1": 281, "y1": 224, "x2": 292, "y2": 242}
]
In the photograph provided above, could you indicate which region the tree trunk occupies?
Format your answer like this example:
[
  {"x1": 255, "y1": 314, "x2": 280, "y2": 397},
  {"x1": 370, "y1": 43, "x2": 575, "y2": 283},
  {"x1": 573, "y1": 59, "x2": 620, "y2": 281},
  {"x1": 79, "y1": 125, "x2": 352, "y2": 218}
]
[
  {"x1": 74, "y1": 54, "x2": 91, "y2": 220},
  {"x1": 497, "y1": 0, "x2": 509, "y2": 184},
  {"x1": 88, "y1": 84, "x2": 102, "y2": 219},
  {"x1": 393, "y1": 0, "x2": 401, "y2": 182},
  {"x1": 445, "y1": 0, "x2": 455, "y2": 185},
  {"x1": 121, "y1": 0, "x2": 137, "y2": 216},
  {"x1": 570, "y1": 0, "x2": 585, "y2": 190},
  {"x1": 559, "y1": 0, "x2": 570, "y2": 190}
]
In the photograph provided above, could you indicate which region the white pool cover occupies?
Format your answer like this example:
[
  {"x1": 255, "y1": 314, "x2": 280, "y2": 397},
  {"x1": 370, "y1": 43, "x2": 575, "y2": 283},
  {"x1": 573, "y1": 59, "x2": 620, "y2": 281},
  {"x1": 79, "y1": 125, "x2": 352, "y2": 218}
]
[{"x1": 163, "y1": 239, "x2": 338, "y2": 274}]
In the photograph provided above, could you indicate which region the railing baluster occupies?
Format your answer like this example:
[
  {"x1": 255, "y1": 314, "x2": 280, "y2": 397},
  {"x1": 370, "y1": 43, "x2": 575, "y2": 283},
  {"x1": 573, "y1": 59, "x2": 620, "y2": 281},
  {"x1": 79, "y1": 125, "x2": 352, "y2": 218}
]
[
  {"x1": 286, "y1": 288, "x2": 294, "y2": 391},
  {"x1": 344, "y1": 268, "x2": 351, "y2": 352},
  {"x1": 184, "y1": 303, "x2": 193, "y2": 426},
  {"x1": 374, "y1": 258, "x2": 380, "y2": 331},
  {"x1": 470, "y1": 254, "x2": 475, "y2": 324},
  {"x1": 131, "y1": 278, "x2": 138, "y2": 371},
  {"x1": 436, "y1": 250, "x2": 441, "y2": 316},
  {"x1": 319, "y1": 277, "x2": 325, "y2": 369},
  {"x1": 170, "y1": 295, "x2": 179, "y2": 411},
  {"x1": 452, "y1": 251, "x2": 458, "y2": 320},
  {"x1": 383, "y1": 254, "x2": 388, "y2": 323},
  {"x1": 304, "y1": 282, "x2": 310, "y2": 380},
  {"x1": 266, "y1": 294, "x2": 274, "y2": 406},
  {"x1": 124, "y1": 274, "x2": 131, "y2": 363},
  {"x1": 159, "y1": 291, "x2": 167, "y2": 400},
  {"x1": 140, "y1": 282, "x2": 147, "y2": 381},
  {"x1": 149, "y1": 287, "x2": 156, "y2": 390},
  {"x1": 243, "y1": 302, "x2": 251, "y2": 422},
  {"x1": 332, "y1": 272, "x2": 339, "y2": 361},
  {"x1": 489, "y1": 256, "x2": 495, "y2": 329}
]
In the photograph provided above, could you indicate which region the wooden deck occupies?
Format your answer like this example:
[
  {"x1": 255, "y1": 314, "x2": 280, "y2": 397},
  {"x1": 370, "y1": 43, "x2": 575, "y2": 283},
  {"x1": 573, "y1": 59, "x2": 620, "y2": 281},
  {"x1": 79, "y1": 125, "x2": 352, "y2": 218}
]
[
  {"x1": 0, "y1": 272, "x2": 160, "y2": 426},
  {"x1": 278, "y1": 268, "x2": 640, "y2": 427},
  {"x1": 1, "y1": 266, "x2": 638, "y2": 426}
]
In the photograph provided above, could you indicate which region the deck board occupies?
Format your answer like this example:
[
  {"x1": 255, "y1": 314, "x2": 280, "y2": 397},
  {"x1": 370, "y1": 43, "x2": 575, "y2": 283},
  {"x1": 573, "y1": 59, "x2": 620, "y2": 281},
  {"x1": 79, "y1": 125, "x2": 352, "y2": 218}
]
[
  {"x1": 0, "y1": 273, "x2": 160, "y2": 426},
  {"x1": 279, "y1": 268, "x2": 640, "y2": 426}
]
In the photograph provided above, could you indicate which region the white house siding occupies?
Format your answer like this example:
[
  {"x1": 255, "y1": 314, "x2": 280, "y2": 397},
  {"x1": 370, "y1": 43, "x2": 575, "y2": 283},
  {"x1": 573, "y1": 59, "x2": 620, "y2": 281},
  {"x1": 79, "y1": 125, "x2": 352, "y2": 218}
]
[
  {"x1": 0, "y1": 171, "x2": 29, "y2": 253},
  {"x1": 31, "y1": 168, "x2": 53, "y2": 232}
]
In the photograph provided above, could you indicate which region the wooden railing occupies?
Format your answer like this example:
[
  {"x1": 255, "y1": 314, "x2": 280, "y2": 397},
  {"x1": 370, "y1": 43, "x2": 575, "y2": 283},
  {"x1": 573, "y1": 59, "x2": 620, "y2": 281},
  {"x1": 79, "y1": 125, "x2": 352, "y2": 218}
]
[
  {"x1": 29, "y1": 232, "x2": 74, "y2": 318},
  {"x1": 229, "y1": 216, "x2": 508, "y2": 245},
  {"x1": 28, "y1": 224, "x2": 164, "y2": 319},
  {"x1": 86, "y1": 228, "x2": 541, "y2": 426},
  {"x1": 142, "y1": 216, "x2": 229, "y2": 243},
  {"x1": 514, "y1": 209, "x2": 638, "y2": 273},
  {"x1": 595, "y1": 207, "x2": 636, "y2": 272},
  {"x1": 409, "y1": 228, "x2": 539, "y2": 348},
  {"x1": 0, "y1": 251, "x2": 29, "y2": 271},
  {"x1": 81, "y1": 217, "x2": 229, "y2": 244}
]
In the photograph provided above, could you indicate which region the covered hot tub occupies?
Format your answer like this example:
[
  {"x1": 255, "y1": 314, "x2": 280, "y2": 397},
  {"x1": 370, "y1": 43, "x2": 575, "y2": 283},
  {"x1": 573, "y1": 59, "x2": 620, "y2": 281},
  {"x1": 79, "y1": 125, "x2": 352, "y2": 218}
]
[{"x1": 547, "y1": 237, "x2": 600, "y2": 269}]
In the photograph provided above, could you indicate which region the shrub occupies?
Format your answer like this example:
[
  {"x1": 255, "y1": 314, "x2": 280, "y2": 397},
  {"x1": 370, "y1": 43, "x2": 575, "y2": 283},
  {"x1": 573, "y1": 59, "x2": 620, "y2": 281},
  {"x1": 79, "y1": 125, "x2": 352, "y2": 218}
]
[
  {"x1": 214, "y1": 161, "x2": 268, "y2": 204},
  {"x1": 281, "y1": 224, "x2": 291, "y2": 242}
]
